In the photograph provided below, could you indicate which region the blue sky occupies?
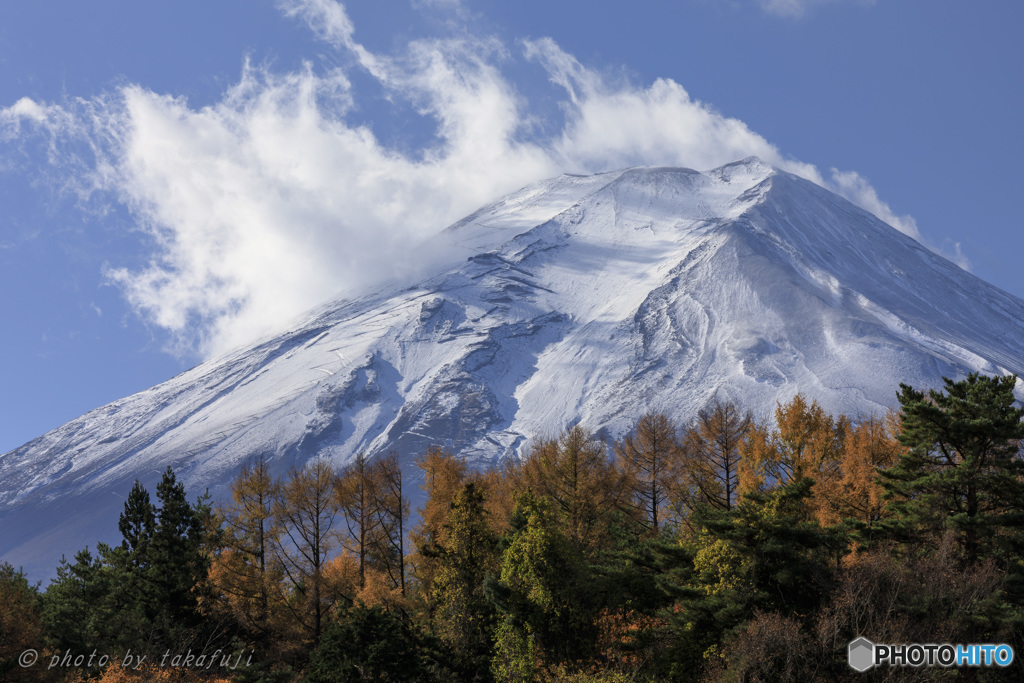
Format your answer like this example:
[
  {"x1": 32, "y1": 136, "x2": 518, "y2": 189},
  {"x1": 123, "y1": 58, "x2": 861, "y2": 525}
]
[{"x1": 1, "y1": 0, "x2": 1021, "y2": 455}]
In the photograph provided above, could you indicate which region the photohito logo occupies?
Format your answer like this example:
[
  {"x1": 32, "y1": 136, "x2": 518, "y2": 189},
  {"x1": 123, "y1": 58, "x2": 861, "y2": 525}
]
[
  {"x1": 848, "y1": 638, "x2": 874, "y2": 672},
  {"x1": 848, "y1": 637, "x2": 1014, "y2": 671}
]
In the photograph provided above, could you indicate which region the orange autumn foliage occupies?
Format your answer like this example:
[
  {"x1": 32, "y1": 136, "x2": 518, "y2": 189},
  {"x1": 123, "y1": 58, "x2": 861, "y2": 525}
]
[
  {"x1": 355, "y1": 567, "x2": 410, "y2": 614},
  {"x1": 615, "y1": 412, "x2": 683, "y2": 532},
  {"x1": 741, "y1": 395, "x2": 905, "y2": 527},
  {"x1": 680, "y1": 401, "x2": 753, "y2": 515},
  {"x1": 817, "y1": 411, "x2": 906, "y2": 527},
  {"x1": 408, "y1": 446, "x2": 470, "y2": 594},
  {"x1": 739, "y1": 394, "x2": 847, "y2": 522},
  {"x1": 514, "y1": 426, "x2": 634, "y2": 554},
  {"x1": 321, "y1": 551, "x2": 361, "y2": 606}
]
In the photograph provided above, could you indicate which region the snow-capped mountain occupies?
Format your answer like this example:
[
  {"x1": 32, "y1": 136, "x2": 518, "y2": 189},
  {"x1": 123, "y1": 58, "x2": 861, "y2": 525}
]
[{"x1": 4, "y1": 157, "x2": 1023, "y2": 579}]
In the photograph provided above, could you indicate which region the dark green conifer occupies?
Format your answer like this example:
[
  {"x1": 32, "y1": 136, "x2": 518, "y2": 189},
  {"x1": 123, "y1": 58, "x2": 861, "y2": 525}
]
[
  {"x1": 669, "y1": 479, "x2": 840, "y2": 679},
  {"x1": 879, "y1": 373, "x2": 1024, "y2": 572},
  {"x1": 41, "y1": 548, "x2": 107, "y2": 654},
  {"x1": 306, "y1": 604, "x2": 431, "y2": 682},
  {"x1": 149, "y1": 466, "x2": 209, "y2": 633},
  {"x1": 119, "y1": 479, "x2": 156, "y2": 562},
  {"x1": 427, "y1": 481, "x2": 499, "y2": 680},
  {"x1": 488, "y1": 493, "x2": 594, "y2": 682}
]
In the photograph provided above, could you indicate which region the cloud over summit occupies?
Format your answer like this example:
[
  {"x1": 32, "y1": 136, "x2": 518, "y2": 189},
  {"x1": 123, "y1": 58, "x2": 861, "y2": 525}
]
[{"x1": 1, "y1": 0, "x2": 922, "y2": 359}]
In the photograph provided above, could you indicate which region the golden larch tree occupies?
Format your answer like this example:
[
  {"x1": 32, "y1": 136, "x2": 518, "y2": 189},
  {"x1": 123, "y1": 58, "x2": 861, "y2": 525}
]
[
  {"x1": 211, "y1": 453, "x2": 283, "y2": 641},
  {"x1": 519, "y1": 424, "x2": 633, "y2": 554},
  {"x1": 614, "y1": 411, "x2": 682, "y2": 533},
  {"x1": 818, "y1": 411, "x2": 905, "y2": 527},
  {"x1": 409, "y1": 446, "x2": 469, "y2": 595},
  {"x1": 680, "y1": 400, "x2": 753, "y2": 514},
  {"x1": 740, "y1": 394, "x2": 848, "y2": 522},
  {"x1": 273, "y1": 458, "x2": 342, "y2": 644}
]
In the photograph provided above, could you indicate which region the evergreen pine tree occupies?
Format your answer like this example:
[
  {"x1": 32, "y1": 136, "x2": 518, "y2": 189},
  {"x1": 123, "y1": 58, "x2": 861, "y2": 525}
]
[
  {"x1": 306, "y1": 604, "x2": 430, "y2": 683},
  {"x1": 428, "y1": 481, "x2": 499, "y2": 680},
  {"x1": 878, "y1": 373, "x2": 1024, "y2": 577},
  {"x1": 149, "y1": 466, "x2": 208, "y2": 635},
  {"x1": 487, "y1": 494, "x2": 593, "y2": 682},
  {"x1": 47, "y1": 484, "x2": 160, "y2": 655},
  {"x1": 119, "y1": 480, "x2": 156, "y2": 562},
  {"x1": 671, "y1": 480, "x2": 840, "y2": 678},
  {"x1": 43, "y1": 472, "x2": 222, "y2": 663},
  {"x1": 41, "y1": 548, "x2": 107, "y2": 654}
]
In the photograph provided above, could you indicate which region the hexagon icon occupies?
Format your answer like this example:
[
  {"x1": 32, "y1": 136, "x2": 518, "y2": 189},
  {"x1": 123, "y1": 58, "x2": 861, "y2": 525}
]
[{"x1": 848, "y1": 637, "x2": 874, "y2": 672}]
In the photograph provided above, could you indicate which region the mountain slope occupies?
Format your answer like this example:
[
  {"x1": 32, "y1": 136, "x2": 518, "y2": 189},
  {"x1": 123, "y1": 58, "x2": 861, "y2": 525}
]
[{"x1": 3, "y1": 157, "x2": 1023, "y2": 578}]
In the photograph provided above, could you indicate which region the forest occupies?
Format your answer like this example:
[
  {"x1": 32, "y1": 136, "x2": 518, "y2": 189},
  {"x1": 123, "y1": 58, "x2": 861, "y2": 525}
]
[{"x1": 2, "y1": 372, "x2": 1023, "y2": 682}]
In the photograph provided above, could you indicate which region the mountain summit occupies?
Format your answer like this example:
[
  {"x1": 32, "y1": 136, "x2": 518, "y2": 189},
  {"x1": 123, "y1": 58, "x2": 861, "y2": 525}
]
[{"x1": 3, "y1": 158, "x2": 1023, "y2": 577}]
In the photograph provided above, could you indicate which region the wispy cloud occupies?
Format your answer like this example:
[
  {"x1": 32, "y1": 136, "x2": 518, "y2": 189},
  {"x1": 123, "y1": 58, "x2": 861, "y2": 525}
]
[
  {"x1": 522, "y1": 38, "x2": 822, "y2": 180},
  {"x1": 0, "y1": 0, "x2": 923, "y2": 359},
  {"x1": 757, "y1": 0, "x2": 877, "y2": 18},
  {"x1": 829, "y1": 168, "x2": 920, "y2": 241}
]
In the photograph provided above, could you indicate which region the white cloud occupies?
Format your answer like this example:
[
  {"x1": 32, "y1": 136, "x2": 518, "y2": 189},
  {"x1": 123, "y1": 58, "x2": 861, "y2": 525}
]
[
  {"x1": 759, "y1": 0, "x2": 813, "y2": 16},
  {"x1": 409, "y1": 0, "x2": 467, "y2": 17},
  {"x1": 2, "y1": 97, "x2": 51, "y2": 127},
  {"x1": 0, "y1": 97, "x2": 77, "y2": 174},
  {"x1": 277, "y1": 0, "x2": 384, "y2": 77},
  {"x1": 757, "y1": 0, "x2": 876, "y2": 18},
  {"x1": 829, "y1": 168, "x2": 921, "y2": 241},
  {"x1": 1, "y1": 0, "x2": 924, "y2": 359},
  {"x1": 523, "y1": 38, "x2": 824, "y2": 180},
  {"x1": 95, "y1": 58, "x2": 556, "y2": 355}
]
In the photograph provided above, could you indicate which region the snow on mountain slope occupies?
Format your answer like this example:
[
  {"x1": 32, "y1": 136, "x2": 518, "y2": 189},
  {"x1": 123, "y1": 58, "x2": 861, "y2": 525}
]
[{"x1": 3, "y1": 157, "x2": 1024, "y2": 579}]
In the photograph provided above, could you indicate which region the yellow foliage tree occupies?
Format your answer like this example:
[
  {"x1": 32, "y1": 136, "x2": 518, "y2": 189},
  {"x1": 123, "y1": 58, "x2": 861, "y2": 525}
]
[
  {"x1": 818, "y1": 411, "x2": 906, "y2": 527},
  {"x1": 273, "y1": 458, "x2": 343, "y2": 644},
  {"x1": 210, "y1": 454, "x2": 283, "y2": 642},
  {"x1": 334, "y1": 452, "x2": 410, "y2": 599},
  {"x1": 368, "y1": 452, "x2": 409, "y2": 596},
  {"x1": 321, "y1": 551, "x2": 361, "y2": 607},
  {"x1": 89, "y1": 662, "x2": 235, "y2": 683},
  {"x1": 0, "y1": 563, "x2": 50, "y2": 683},
  {"x1": 740, "y1": 394, "x2": 848, "y2": 522},
  {"x1": 519, "y1": 425, "x2": 633, "y2": 554},
  {"x1": 478, "y1": 461, "x2": 518, "y2": 538},
  {"x1": 679, "y1": 400, "x2": 753, "y2": 515},
  {"x1": 614, "y1": 412, "x2": 682, "y2": 533},
  {"x1": 409, "y1": 446, "x2": 469, "y2": 596}
]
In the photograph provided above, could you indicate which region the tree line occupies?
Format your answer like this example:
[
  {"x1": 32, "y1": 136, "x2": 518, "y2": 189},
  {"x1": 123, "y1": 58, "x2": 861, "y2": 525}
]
[{"x1": 3, "y1": 372, "x2": 1024, "y2": 682}]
